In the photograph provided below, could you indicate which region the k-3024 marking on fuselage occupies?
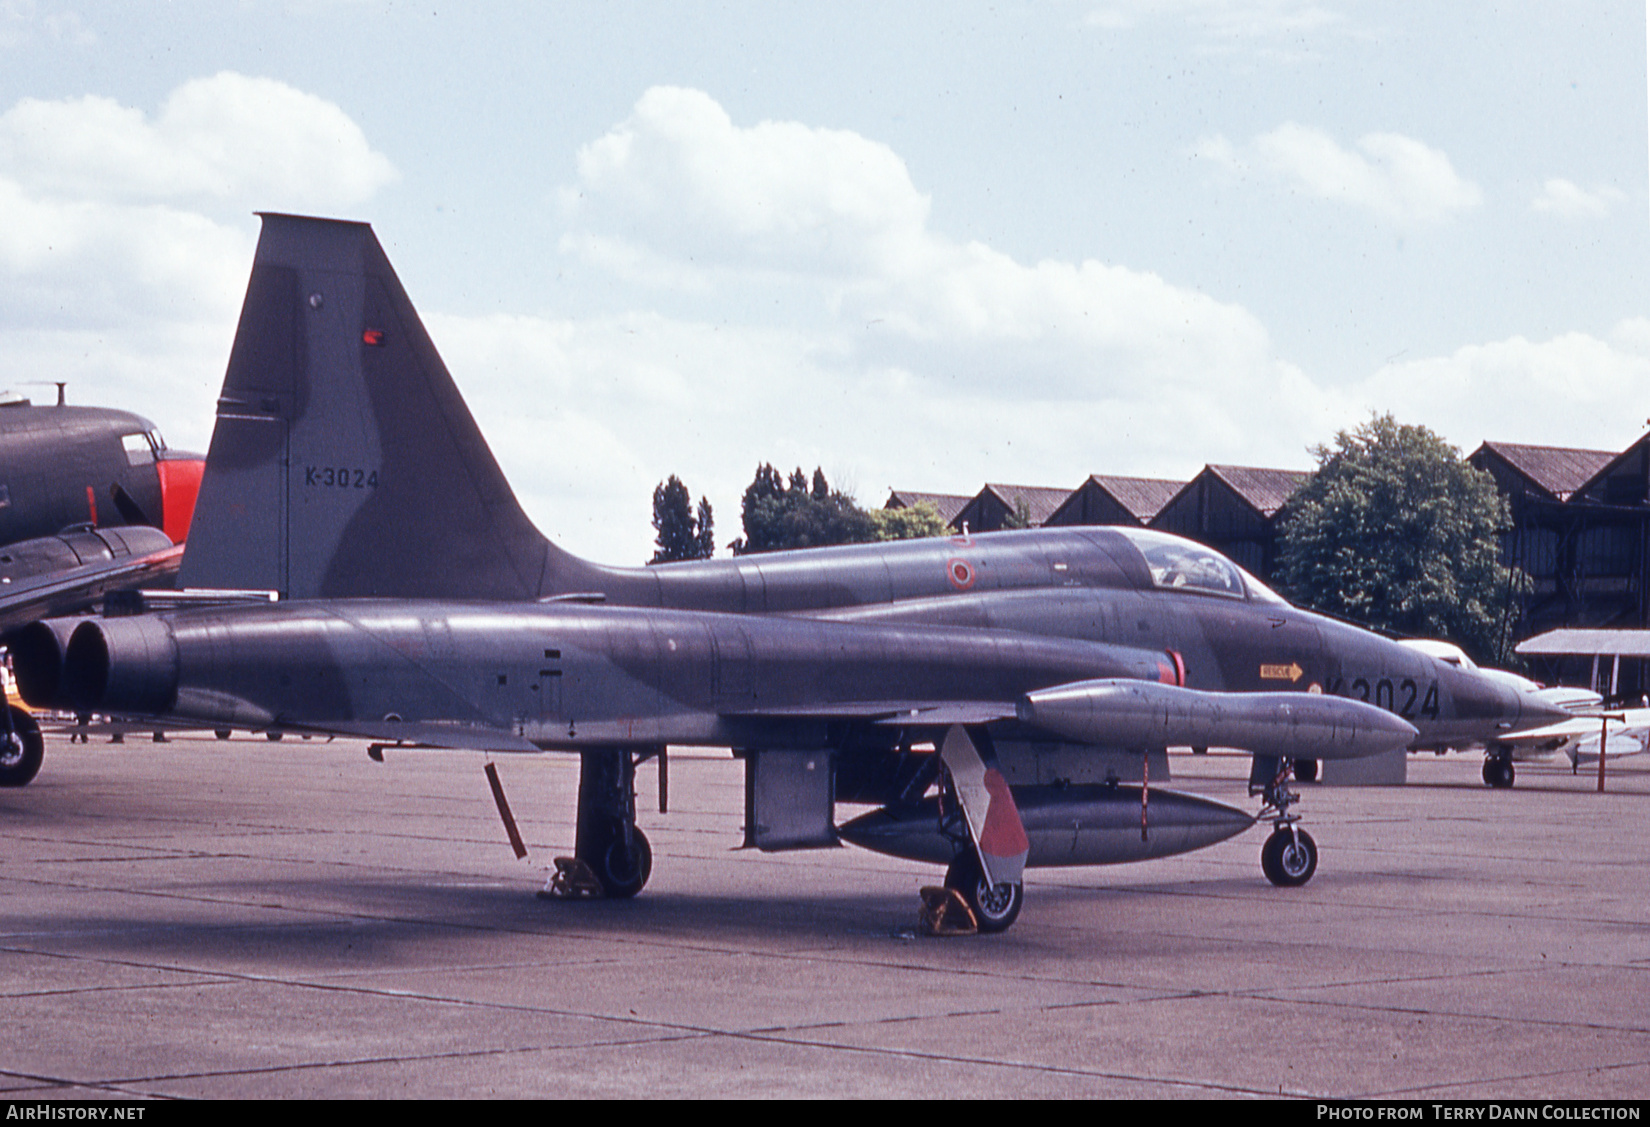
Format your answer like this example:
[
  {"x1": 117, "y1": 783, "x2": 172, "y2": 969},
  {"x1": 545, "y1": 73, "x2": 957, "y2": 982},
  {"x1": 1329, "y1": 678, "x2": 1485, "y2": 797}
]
[{"x1": 1328, "y1": 676, "x2": 1442, "y2": 723}]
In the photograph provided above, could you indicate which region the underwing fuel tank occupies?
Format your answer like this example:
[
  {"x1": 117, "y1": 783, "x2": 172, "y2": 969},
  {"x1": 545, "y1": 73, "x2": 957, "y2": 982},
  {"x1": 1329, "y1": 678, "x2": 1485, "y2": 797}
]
[
  {"x1": 1018, "y1": 679, "x2": 1418, "y2": 760},
  {"x1": 838, "y1": 784, "x2": 1255, "y2": 867}
]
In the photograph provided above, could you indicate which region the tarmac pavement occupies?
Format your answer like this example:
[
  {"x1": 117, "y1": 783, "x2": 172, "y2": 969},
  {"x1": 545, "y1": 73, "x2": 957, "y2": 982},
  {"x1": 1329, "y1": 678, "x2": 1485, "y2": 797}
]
[{"x1": 1, "y1": 730, "x2": 1646, "y2": 1099}]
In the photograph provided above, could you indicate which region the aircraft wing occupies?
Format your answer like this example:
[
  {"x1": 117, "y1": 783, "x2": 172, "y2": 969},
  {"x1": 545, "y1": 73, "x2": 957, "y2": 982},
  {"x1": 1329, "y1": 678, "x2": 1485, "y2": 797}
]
[
  {"x1": 725, "y1": 700, "x2": 1019, "y2": 726},
  {"x1": 0, "y1": 542, "x2": 183, "y2": 633},
  {"x1": 1499, "y1": 710, "x2": 1650, "y2": 761},
  {"x1": 270, "y1": 719, "x2": 543, "y2": 753},
  {"x1": 725, "y1": 679, "x2": 1417, "y2": 761}
]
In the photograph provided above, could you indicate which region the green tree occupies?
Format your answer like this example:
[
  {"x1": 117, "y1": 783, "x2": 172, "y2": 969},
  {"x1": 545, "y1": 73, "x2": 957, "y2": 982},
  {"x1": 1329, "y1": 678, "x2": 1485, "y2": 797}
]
[
  {"x1": 732, "y1": 464, "x2": 876, "y2": 554},
  {"x1": 650, "y1": 475, "x2": 715, "y2": 563},
  {"x1": 1275, "y1": 414, "x2": 1526, "y2": 665},
  {"x1": 869, "y1": 501, "x2": 950, "y2": 541}
]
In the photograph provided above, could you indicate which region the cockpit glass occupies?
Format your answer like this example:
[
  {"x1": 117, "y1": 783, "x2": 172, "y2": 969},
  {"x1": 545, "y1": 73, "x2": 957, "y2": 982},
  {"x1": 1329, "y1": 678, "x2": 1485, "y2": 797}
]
[
  {"x1": 121, "y1": 432, "x2": 154, "y2": 466},
  {"x1": 1238, "y1": 566, "x2": 1289, "y2": 606},
  {"x1": 1115, "y1": 528, "x2": 1246, "y2": 599}
]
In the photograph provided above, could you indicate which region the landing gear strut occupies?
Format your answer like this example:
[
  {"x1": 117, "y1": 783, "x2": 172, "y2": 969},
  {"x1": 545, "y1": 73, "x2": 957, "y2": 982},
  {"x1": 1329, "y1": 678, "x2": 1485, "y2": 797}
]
[
  {"x1": 1251, "y1": 755, "x2": 1318, "y2": 888},
  {"x1": 573, "y1": 749, "x2": 652, "y2": 899},
  {"x1": 1482, "y1": 744, "x2": 1515, "y2": 789}
]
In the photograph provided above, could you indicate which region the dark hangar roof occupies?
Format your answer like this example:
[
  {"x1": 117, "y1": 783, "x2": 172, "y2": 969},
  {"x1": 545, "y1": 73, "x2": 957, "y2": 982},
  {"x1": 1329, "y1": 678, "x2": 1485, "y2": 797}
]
[
  {"x1": 884, "y1": 490, "x2": 971, "y2": 525},
  {"x1": 1203, "y1": 465, "x2": 1313, "y2": 517},
  {"x1": 1084, "y1": 475, "x2": 1185, "y2": 523},
  {"x1": 1473, "y1": 442, "x2": 1617, "y2": 501},
  {"x1": 982, "y1": 483, "x2": 1075, "y2": 526}
]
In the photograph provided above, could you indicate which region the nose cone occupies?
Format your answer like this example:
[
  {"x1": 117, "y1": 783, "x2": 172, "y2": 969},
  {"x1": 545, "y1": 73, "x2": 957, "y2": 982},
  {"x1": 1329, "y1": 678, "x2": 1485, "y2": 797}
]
[
  {"x1": 1514, "y1": 691, "x2": 1581, "y2": 731},
  {"x1": 1437, "y1": 666, "x2": 1573, "y2": 744}
]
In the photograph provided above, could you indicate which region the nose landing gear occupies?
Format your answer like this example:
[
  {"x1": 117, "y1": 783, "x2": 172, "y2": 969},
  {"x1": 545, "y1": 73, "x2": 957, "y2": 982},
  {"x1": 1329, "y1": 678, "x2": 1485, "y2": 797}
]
[
  {"x1": 1251, "y1": 755, "x2": 1319, "y2": 888},
  {"x1": 1482, "y1": 744, "x2": 1515, "y2": 788}
]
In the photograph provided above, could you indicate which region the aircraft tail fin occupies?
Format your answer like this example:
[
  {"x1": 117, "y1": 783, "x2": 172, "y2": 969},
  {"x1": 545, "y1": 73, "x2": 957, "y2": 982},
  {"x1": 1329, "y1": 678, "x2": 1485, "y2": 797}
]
[{"x1": 180, "y1": 214, "x2": 594, "y2": 601}]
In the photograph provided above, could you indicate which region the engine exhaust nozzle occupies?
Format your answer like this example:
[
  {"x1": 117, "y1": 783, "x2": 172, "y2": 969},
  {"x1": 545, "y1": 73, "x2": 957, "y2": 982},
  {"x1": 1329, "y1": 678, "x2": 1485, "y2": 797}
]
[{"x1": 62, "y1": 616, "x2": 179, "y2": 715}]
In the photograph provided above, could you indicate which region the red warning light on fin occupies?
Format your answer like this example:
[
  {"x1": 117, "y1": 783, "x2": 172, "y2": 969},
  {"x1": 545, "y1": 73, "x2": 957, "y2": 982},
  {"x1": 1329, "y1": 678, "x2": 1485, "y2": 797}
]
[{"x1": 362, "y1": 329, "x2": 386, "y2": 346}]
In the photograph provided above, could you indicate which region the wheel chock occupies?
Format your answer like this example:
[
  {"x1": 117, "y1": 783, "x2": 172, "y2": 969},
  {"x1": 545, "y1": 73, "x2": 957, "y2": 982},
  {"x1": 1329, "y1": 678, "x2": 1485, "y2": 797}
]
[
  {"x1": 537, "y1": 856, "x2": 604, "y2": 900},
  {"x1": 919, "y1": 885, "x2": 978, "y2": 936}
]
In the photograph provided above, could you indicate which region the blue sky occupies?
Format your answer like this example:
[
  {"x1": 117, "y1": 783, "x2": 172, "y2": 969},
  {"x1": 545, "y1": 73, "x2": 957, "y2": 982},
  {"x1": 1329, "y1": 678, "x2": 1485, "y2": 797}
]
[{"x1": 1, "y1": 2, "x2": 1645, "y2": 563}]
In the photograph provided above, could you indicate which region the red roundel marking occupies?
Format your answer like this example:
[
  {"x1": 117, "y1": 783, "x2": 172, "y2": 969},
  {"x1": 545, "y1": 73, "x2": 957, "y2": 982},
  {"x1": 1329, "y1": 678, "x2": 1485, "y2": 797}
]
[{"x1": 947, "y1": 558, "x2": 975, "y2": 590}]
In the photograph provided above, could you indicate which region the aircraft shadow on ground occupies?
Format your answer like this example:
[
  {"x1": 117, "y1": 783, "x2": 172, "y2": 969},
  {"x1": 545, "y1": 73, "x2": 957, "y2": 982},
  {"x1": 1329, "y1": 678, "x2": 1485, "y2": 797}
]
[{"x1": 4, "y1": 869, "x2": 1289, "y2": 968}]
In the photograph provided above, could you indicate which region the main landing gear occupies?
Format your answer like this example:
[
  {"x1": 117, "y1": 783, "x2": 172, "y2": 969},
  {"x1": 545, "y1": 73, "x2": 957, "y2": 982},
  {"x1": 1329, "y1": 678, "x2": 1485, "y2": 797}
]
[
  {"x1": 544, "y1": 749, "x2": 654, "y2": 900},
  {"x1": 944, "y1": 851, "x2": 1024, "y2": 934},
  {"x1": 1482, "y1": 744, "x2": 1515, "y2": 789},
  {"x1": 0, "y1": 704, "x2": 42, "y2": 787},
  {"x1": 1252, "y1": 755, "x2": 1319, "y2": 888}
]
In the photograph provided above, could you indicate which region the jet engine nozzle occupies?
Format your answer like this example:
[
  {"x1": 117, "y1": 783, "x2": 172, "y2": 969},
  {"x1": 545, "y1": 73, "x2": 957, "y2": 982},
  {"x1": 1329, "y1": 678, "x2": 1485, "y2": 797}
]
[
  {"x1": 1018, "y1": 679, "x2": 1417, "y2": 760},
  {"x1": 61, "y1": 616, "x2": 179, "y2": 714},
  {"x1": 4, "y1": 618, "x2": 82, "y2": 708}
]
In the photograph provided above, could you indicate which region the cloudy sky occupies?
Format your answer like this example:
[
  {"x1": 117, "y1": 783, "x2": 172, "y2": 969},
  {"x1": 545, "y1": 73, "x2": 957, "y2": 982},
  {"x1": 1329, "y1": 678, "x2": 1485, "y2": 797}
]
[{"x1": 1, "y1": 2, "x2": 1645, "y2": 564}]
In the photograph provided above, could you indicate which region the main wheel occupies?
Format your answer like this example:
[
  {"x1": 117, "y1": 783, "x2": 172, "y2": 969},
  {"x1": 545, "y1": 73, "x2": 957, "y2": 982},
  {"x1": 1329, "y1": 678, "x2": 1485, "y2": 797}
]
[
  {"x1": 0, "y1": 707, "x2": 43, "y2": 787},
  {"x1": 1482, "y1": 758, "x2": 1515, "y2": 788},
  {"x1": 597, "y1": 827, "x2": 652, "y2": 899},
  {"x1": 945, "y1": 852, "x2": 1023, "y2": 933},
  {"x1": 1294, "y1": 758, "x2": 1319, "y2": 783},
  {"x1": 1261, "y1": 828, "x2": 1317, "y2": 887}
]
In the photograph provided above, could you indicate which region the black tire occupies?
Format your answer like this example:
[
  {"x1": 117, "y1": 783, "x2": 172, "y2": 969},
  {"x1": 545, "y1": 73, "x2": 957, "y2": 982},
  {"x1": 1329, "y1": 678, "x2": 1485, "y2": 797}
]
[
  {"x1": 1482, "y1": 758, "x2": 1515, "y2": 788},
  {"x1": 214, "y1": 729, "x2": 232, "y2": 741},
  {"x1": 945, "y1": 852, "x2": 1024, "y2": 933},
  {"x1": 1294, "y1": 758, "x2": 1319, "y2": 783},
  {"x1": 266, "y1": 730, "x2": 284, "y2": 742},
  {"x1": 597, "y1": 827, "x2": 652, "y2": 899},
  {"x1": 1261, "y1": 828, "x2": 1317, "y2": 887},
  {"x1": 0, "y1": 707, "x2": 43, "y2": 787}
]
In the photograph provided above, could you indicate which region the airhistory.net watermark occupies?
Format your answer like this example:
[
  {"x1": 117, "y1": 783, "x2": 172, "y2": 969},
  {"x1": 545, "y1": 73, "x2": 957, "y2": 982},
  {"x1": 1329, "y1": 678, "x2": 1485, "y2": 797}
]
[{"x1": 5, "y1": 1108, "x2": 145, "y2": 1120}]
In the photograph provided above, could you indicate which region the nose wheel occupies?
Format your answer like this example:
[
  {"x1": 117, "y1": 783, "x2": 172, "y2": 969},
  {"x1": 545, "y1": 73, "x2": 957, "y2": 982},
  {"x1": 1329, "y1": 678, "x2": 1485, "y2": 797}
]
[
  {"x1": 1482, "y1": 745, "x2": 1515, "y2": 788},
  {"x1": 1261, "y1": 827, "x2": 1318, "y2": 887}
]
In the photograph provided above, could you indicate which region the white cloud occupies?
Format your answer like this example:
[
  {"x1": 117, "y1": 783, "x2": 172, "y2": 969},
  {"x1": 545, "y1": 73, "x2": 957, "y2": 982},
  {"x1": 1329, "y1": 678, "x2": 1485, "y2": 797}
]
[
  {"x1": 564, "y1": 86, "x2": 928, "y2": 285},
  {"x1": 564, "y1": 86, "x2": 1294, "y2": 399},
  {"x1": 0, "y1": 1, "x2": 95, "y2": 49},
  {"x1": 1198, "y1": 122, "x2": 1482, "y2": 226},
  {"x1": 0, "y1": 74, "x2": 396, "y2": 452},
  {"x1": 1531, "y1": 178, "x2": 1627, "y2": 220},
  {"x1": 1085, "y1": 0, "x2": 1348, "y2": 38},
  {"x1": 1352, "y1": 321, "x2": 1650, "y2": 454},
  {"x1": 0, "y1": 72, "x2": 397, "y2": 210},
  {"x1": 515, "y1": 88, "x2": 1374, "y2": 560}
]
